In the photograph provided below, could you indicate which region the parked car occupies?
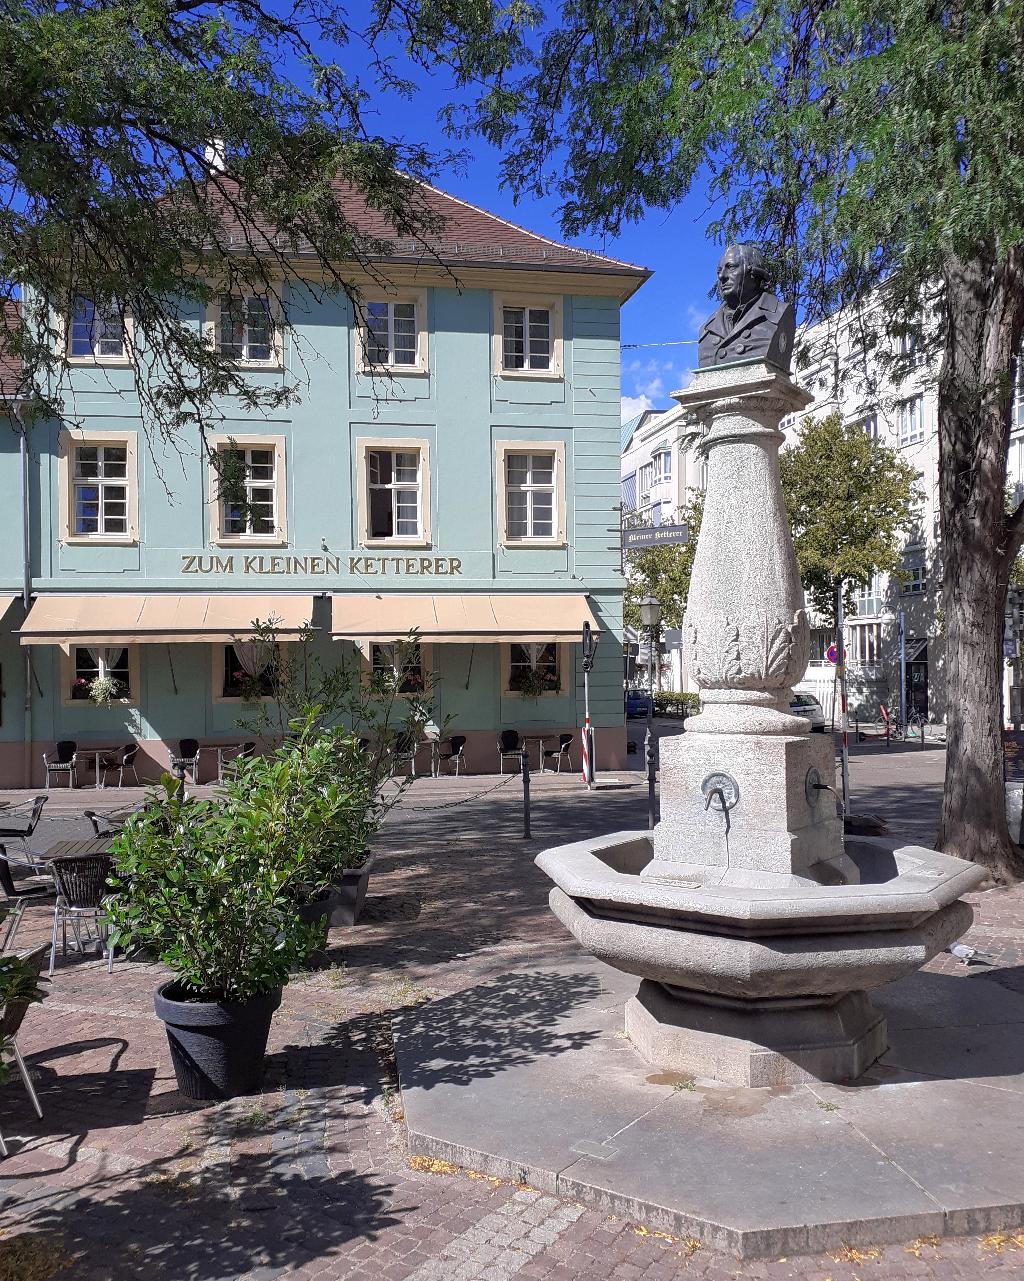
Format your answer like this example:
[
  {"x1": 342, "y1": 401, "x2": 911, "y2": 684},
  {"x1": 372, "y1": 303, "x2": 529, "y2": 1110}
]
[
  {"x1": 625, "y1": 688, "x2": 654, "y2": 718},
  {"x1": 790, "y1": 692, "x2": 827, "y2": 732}
]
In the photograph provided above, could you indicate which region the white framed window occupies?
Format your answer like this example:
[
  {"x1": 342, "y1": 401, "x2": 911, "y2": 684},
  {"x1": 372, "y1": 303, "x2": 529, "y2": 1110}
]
[
  {"x1": 204, "y1": 293, "x2": 281, "y2": 367},
  {"x1": 898, "y1": 395, "x2": 925, "y2": 447},
  {"x1": 902, "y1": 565, "x2": 927, "y2": 595},
  {"x1": 857, "y1": 412, "x2": 879, "y2": 440},
  {"x1": 652, "y1": 450, "x2": 672, "y2": 483},
  {"x1": 847, "y1": 622, "x2": 882, "y2": 670},
  {"x1": 58, "y1": 430, "x2": 139, "y2": 545},
  {"x1": 356, "y1": 438, "x2": 431, "y2": 547},
  {"x1": 73, "y1": 445, "x2": 128, "y2": 536},
  {"x1": 505, "y1": 642, "x2": 561, "y2": 696},
  {"x1": 61, "y1": 645, "x2": 139, "y2": 707},
  {"x1": 356, "y1": 290, "x2": 427, "y2": 374},
  {"x1": 639, "y1": 462, "x2": 654, "y2": 502},
  {"x1": 370, "y1": 643, "x2": 426, "y2": 695},
  {"x1": 1014, "y1": 351, "x2": 1024, "y2": 431},
  {"x1": 207, "y1": 435, "x2": 287, "y2": 546},
  {"x1": 505, "y1": 453, "x2": 555, "y2": 540},
  {"x1": 492, "y1": 294, "x2": 563, "y2": 379},
  {"x1": 67, "y1": 298, "x2": 129, "y2": 362},
  {"x1": 495, "y1": 440, "x2": 566, "y2": 546},
  {"x1": 897, "y1": 331, "x2": 922, "y2": 367}
]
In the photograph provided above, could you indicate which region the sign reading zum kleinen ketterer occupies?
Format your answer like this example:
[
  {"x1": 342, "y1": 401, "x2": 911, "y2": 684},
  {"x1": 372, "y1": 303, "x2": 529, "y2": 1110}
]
[
  {"x1": 180, "y1": 553, "x2": 463, "y2": 576},
  {"x1": 622, "y1": 524, "x2": 689, "y2": 551}
]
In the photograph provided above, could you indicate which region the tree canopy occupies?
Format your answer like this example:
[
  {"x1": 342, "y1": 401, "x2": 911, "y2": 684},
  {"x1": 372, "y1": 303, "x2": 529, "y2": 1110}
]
[
  {"x1": 780, "y1": 412, "x2": 919, "y2": 622},
  {"x1": 624, "y1": 488, "x2": 704, "y2": 633}
]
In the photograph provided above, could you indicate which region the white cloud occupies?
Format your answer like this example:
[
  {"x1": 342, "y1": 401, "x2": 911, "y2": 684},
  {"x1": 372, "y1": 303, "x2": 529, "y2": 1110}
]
[
  {"x1": 621, "y1": 393, "x2": 655, "y2": 422},
  {"x1": 684, "y1": 303, "x2": 706, "y2": 335}
]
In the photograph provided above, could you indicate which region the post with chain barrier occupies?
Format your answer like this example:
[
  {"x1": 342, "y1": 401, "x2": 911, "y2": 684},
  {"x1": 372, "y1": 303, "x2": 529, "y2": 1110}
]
[{"x1": 521, "y1": 746, "x2": 531, "y2": 839}]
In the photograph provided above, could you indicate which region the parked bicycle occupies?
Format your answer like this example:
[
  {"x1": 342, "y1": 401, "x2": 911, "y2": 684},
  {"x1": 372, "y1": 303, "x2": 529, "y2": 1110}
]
[{"x1": 860, "y1": 702, "x2": 926, "y2": 743}]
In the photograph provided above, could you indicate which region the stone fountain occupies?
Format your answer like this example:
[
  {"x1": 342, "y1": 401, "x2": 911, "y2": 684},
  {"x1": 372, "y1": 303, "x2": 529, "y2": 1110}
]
[{"x1": 538, "y1": 244, "x2": 986, "y2": 1087}]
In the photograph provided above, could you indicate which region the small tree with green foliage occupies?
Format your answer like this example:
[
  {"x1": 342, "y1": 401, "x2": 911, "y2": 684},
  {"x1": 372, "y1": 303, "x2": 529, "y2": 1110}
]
[
  {"x1": 623, "y1": 488, "x2": 704, "y2": 634},
  {"x1": 780, "y1": 413, "x2": 919, "y2": 623}
]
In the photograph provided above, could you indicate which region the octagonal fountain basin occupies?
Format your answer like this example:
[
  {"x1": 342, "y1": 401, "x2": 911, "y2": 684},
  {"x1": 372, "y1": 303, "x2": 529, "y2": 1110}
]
[{"x1": 535, "y1": 832, "x2": 986, "y2": 1086}]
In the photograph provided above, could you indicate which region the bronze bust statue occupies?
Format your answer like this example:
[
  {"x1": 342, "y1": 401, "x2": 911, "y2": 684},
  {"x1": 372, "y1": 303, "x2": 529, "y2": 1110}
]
[{"x1": 698, "y1": 244, "x2": 795, "y2": 372}]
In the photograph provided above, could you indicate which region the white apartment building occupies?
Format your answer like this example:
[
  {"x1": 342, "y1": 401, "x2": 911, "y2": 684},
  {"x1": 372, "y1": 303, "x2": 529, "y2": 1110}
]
[{"x1": 622, "y1": 308, "x2": 1024, "y2": 723}]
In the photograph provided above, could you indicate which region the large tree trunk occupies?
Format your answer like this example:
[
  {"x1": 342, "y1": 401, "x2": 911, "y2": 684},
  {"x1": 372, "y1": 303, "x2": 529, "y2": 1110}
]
[{"x1": 937, "y1": 246, "x2": 1024, "y2": 881}]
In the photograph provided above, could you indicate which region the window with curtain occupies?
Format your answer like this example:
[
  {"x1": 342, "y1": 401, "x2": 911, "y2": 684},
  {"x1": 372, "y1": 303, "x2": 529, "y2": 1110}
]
[
  {"x1": 507, "y1": 642, "x2": 559, "y2": 694},
  {"x1": 73, "y1": 444, "x2": 129, "y2": 536},
  {"x1": 505, "y1": 452, "x2": 555, "y2": 540},
  {"x1": 221, "y1": 642, "x2": 278, "y2": 699},
  {"x1": 69, "y1": 299, "x2": 125, "y2": 359},
  {"x1": 367, "y1": 449, "x2": 421, "y2": 539},
  {"x1": 71, "y1": 647, "x2": 130, "y2": 700}
]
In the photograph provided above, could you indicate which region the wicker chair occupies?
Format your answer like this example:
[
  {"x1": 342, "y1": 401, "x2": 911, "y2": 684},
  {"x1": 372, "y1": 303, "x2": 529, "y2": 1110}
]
[
  {"x1": 390, "y1": 731, "x2": 418, "y2": 778},
  {"x1": 94, "y1": 744, "x2": 140, "y2": 788},
  {"x1": 0, "y1": 945, "x2": 48, "y2": 1153},
  {"x1": 168, "y1": 738, "x2": 200, "y2": 783},
  {"x1": 542, "y1": 733, "x2": 575, "y2": 774},
  {"x1": 497, "y1": 730, "x2": 522, "y2": 773},
  {"x1": 216, "y1": 741, "x2": 255, "y2": 782},
  {"x1": 43, "y1": 741, "x2": 79, "y2": 789},
  {"x1": 48, "y1": 855, "x2": 114, "y2": 977},
  {"x1": 436, "y1": 735, "x2": 468, "y2": 776}
]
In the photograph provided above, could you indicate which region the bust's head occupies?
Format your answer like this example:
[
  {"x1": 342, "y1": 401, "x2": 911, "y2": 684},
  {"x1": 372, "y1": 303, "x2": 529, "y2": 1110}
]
[{"x1": 716, "y1": 243, "x2": 769, "y2": 310}]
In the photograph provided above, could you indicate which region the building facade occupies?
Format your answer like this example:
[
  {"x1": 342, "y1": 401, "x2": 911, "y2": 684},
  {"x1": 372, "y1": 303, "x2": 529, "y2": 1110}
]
[{"x1": 0, "y1": 187, "x2": 648, "y2": 785}]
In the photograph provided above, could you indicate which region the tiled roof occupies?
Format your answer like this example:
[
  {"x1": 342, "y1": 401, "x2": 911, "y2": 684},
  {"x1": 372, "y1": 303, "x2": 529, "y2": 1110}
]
[
  {"x1": 0, "y1": 301, "x2": 22, "y2": 400},
  {"x1": 205, "y1": 175, "x2": 650, "y2": 281}
]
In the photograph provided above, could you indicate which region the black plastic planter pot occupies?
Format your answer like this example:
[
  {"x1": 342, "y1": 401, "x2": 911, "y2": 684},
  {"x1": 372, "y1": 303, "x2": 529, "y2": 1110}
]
[
  {"x1": 154, "y1": 981, "x2": 282, "y2": 1101},
  {"x1": 295, "y1": 891, "x2": 337, "y2": 954},
  {"x1": 330, "y1": 853, "x2": 375, "y2": 927}
]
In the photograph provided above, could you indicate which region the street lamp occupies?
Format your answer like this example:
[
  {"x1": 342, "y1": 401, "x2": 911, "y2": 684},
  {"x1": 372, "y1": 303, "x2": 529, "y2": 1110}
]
[{"x1": 638, "y1": 594, "x2": 662, "y2": 829}]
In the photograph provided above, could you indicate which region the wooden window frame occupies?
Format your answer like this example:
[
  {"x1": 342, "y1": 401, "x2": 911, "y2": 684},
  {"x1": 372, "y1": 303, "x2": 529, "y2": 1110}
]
[
  {"x1": 492, "y1": 293, "x2": 563, "y2": 381},
  {"x1": 495, "y1": 439, "x2": 566, "y2": 548},
  {"x1": 355, "y1": 437, "x2": 432, "y2": 549},
  {"x1": 58, "y1": 429, "x2": 140, "y2": 546},
  {"x1": 206, "y1": 434, "x2": 288, "y2": 548},
  {"x1": 355, "y1": 290, "x2": 428, "y2": 375},
  {"x1": 60, "y1": 645, "x2": 140, "y2": 708}
]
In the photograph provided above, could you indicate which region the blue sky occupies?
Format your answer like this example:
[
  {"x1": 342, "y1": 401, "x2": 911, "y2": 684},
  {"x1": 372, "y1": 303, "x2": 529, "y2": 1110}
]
[{"x1": 359, "y1": 53, "x2": 723, "y2": 422}]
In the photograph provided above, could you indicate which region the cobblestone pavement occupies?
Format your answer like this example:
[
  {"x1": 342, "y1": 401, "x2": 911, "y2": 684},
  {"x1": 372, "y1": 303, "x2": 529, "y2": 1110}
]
[{"x1": 3, "y1": 748, "x2": 1024, "y2": 1280}]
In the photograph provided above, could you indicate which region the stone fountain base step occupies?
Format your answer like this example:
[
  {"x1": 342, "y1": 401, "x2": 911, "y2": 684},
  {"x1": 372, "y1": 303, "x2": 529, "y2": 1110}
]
[{"x1": 394, "y1": 956, "x2": 1024, "y2": 1259}]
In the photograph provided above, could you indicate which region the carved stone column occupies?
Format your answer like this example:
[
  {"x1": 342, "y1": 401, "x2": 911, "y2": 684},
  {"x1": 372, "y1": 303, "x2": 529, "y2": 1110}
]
[{"x1": 644, "y1": 361, "x2": 854, "y2": 888}]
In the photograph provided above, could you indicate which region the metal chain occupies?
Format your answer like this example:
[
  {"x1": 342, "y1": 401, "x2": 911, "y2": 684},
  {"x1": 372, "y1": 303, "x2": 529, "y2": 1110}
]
[{"x1": 393, "y1": 771, "x2": 521, "y2": 811}]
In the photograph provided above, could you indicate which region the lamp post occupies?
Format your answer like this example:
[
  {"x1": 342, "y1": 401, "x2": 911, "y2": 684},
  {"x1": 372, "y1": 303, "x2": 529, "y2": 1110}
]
[{"x1": 639, "y1": 594, "x2": 662, "y2": 829}]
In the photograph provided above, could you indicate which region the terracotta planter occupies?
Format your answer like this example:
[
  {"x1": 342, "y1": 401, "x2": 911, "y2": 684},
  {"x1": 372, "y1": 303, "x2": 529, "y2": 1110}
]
[
  {"x1": 330, "y1": 853, "x2": 375, "y2": 927},
  {"x1": 154, "y1": 980, "x2": 282, "y2": 1101}
]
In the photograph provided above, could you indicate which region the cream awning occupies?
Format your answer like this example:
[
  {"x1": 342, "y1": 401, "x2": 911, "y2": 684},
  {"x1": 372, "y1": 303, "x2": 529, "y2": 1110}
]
[
  {"x1": 331, "y1": 593, "x2": 600, "y2": 644},
  {"x1": 20, "y1": 594, "x2": 315, "y2": 647}
]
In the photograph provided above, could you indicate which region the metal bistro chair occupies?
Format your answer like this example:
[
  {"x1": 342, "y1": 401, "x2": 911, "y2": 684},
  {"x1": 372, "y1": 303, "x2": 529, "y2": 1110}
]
[
  {"x1": 169, "y1": 738, "x2": 201, "y2": 784},
  {"x1": 217, "y1": 741, "x2": 255, "y2": 782},
  {"x1": 497, "y1": 730, "x2": 522, "y2": 773},
  {"x1": 83, "y1": 803, "x2": 140, "y2": 838},
  {"x1": 0, "y1": 945, "x2": 49, "y2": 1151},
  {"x1": 48, "y1": 854, "x2": 115, "y2": 977},
  {"x1": 43, "y1": 741, "x2": 79, "y2": 789},
  {"x1": 436, "y1": 735, "x2": 468, "y2": 776},
  {"x1": 390, "y1": 731, "x2": 418, "y2": 778},
  {"x1": 0, "y1": 798, "x2": 53, "y2": 955},
  {"x1": 96, "y1": 744, "x2": 140, "y2": 789},
  {"x1": 542, "y1": 733, "x2": 575, "y2": 774}
]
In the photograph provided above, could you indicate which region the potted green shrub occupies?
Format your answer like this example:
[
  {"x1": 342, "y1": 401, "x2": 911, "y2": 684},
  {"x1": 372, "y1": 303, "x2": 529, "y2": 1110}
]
[{"x1": 106, "y1": 775, "x2": 320, "y2": 1101}]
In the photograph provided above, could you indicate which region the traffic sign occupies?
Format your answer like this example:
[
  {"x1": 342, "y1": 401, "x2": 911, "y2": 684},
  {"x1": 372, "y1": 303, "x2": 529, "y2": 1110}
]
[
  {"x1": 826, "y1": 644, "x2": 847, "y2": 665},
  {"x1": 623, "y1": 523, "x2": 689, "y2": 551}
]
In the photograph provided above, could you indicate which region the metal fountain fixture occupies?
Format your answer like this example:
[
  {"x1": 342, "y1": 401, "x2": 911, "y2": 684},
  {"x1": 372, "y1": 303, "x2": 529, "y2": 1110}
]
[{"x1": 537, "y1": 244, "x2": 985, "y2": 1086}]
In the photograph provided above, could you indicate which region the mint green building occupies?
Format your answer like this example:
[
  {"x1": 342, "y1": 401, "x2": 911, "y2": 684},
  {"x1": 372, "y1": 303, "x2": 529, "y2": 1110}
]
[{"x1": 0, "y1": 189, "x2": 648, "y2": 784}]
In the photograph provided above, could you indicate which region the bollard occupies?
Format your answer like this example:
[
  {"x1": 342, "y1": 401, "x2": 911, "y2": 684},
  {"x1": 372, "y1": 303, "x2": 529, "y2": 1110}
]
[
  {"x1": 920, "y1": 719, "x2": 926, "y2": 749},
  {"x1": 521, "y1": 746, "x2": 531, "y2": 839},
  {"x1": 645, "y1": 728, "x2": 657, "y2": 830}
]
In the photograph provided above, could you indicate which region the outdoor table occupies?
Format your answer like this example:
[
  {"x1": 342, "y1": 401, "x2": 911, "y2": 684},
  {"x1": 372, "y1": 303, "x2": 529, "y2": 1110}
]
[
  {"x1": 80, "y1": 748, "x2": 119, "y2": 790},
  {"x1": 41, "y1": 836, "x2": 115, "y2": 861},
  {"x1": 415, "y1": 739, "x2": 441, "y2": 778},
  {"x1": 519, "y1": 734, "x2": 550, "y2": 772}
]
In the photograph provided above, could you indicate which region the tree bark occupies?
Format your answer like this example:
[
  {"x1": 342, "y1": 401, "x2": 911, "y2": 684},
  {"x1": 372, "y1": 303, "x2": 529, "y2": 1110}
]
[{"x1": 937, "y1": 245, "x2": 1024, "y2": 881}]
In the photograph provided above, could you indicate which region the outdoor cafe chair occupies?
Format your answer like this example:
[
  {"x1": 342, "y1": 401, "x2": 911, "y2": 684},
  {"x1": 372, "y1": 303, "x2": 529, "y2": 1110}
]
[
  {"x1": 94, "y1": 744, "x2": 140, "y2": 789},
  {"x1": 217, "y1": 741, "x2": 255, "y2": 782},
  {"x1": 0, "y1": 796, "x2": 49, "y2": 868},
  {"x1": 168, "y1": 738, "x2": 200, "y2": 784},
  {"x1": 542, "y1": 733, "x2": 575, "y2": 774},
  {"x1": 436, "y1": 735, "x2": 467, "y2": 776},
  {"x1": 0, "y1": 945, "x2": 48, "y2": 1142},
  {"x1": 0, "y1": 800, "x2": 54, "y2": 955},
  {"x1": 390, "y1": 731, "x2": 418, "y2": 778},
  {"x1": 48, "y1": 854, "x2": 115, "y2": 977},
  {"x1": 83, "y1": 802, "x2": 141, "y2": 838},
  {"x1": 43, "y1": 741, "x2": 79, "y2": 789},
  {"x1": 497, "y1": 730, "x2": 522, "y2": 773}
]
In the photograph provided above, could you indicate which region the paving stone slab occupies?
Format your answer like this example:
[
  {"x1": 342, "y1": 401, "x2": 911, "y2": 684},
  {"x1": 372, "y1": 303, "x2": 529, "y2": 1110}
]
[{"x1": 395, "y1": 956, "x2": 1024, "y2": 1259}]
